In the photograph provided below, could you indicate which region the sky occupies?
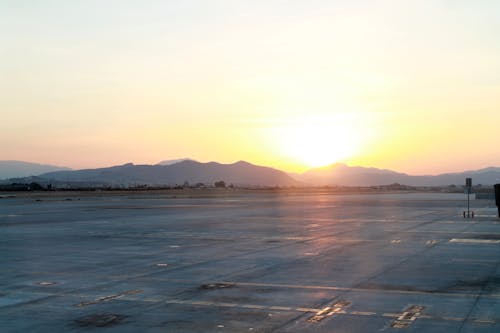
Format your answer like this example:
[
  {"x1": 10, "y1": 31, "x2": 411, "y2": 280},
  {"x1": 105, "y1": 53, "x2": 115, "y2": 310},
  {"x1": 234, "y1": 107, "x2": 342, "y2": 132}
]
[{"x1": 1, "y1": 0, "x2": 500, "y2": 175}]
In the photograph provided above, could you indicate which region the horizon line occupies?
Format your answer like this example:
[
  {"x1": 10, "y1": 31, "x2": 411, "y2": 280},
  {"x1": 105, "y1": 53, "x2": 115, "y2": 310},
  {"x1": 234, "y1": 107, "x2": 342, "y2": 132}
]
[{"x1": 2, "y1": 158, "x2": 499, "y2": 178}]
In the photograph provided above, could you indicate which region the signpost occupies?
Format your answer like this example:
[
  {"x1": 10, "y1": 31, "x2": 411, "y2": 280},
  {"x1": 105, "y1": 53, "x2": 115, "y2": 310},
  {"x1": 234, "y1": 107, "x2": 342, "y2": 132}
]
[{"x1": 464, "y1": 178, "x2": 473, "y2": 218}]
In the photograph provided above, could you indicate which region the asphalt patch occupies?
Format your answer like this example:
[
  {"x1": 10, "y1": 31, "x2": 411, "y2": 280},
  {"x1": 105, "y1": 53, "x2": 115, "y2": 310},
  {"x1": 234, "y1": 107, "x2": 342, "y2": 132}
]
[{"x1": 74, "y1": 313, "x2": 128, "y2": 327}]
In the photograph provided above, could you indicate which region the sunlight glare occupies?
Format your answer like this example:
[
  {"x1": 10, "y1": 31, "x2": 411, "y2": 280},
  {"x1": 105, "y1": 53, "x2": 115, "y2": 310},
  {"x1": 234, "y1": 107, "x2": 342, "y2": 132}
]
[{"x1": 277, "y1": 115, "x2": 364, "y2": 168}]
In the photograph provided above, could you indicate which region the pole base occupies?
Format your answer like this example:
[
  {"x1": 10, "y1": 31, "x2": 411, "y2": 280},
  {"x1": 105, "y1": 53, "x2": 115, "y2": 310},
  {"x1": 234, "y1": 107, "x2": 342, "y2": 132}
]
[{"x1": 463, "y1": 211, "x2": 475, "y2": 218}]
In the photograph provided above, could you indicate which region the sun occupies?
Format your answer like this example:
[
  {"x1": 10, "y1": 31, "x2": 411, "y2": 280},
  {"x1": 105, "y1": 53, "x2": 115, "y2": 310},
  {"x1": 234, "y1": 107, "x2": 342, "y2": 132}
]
[{"x1": 276, "y1": 115, "x2": 363, "y2": 168}]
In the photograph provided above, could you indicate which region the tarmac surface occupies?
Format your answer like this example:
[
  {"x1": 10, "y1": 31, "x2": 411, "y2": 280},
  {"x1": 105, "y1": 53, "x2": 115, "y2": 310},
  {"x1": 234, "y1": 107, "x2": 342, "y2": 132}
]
[{"x1": 1, "y1": 190, "x2": 500, "y2": 332}]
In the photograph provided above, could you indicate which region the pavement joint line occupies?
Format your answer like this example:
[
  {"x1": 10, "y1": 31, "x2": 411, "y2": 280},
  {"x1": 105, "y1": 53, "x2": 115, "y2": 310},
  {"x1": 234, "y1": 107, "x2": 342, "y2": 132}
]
[
  {"x1": 419, "y1": 315, "x2": 433, "y2": 319},
  {"x1": 144, "y1": 298, "x2": 161, "y2": 302},
  {"x1": 296, "y1": 307, "x2": 320, "y2": 312},
  {"x1": 238, "y1": 304, "x2": 267, "y2": 309},
  {"x1": 450, "y1": 238, "x2": 500, "y2": 244},
  {"x1": 385, "y1": 230, "x2": 500, "y2": 235},
  {"x1": 473, "y1": 319, "x2": 496, "y2": 324},
  {"x1": 217, "y1": 302, "x2": 238, "y2": 307},
  {"x1": 164, "y1": 299, "x2": 325, "y2": 314},
  {"x1": 452, "y1": 259, "x2": 498, "y2": 263},
  {"x1": 350, "y1": 311, "x2": 376, "y2": 316},
  {"x1": 222, "y1": 281, "x2": 348, "y2": 292},
  {"x1": 221, "y1": 281, "x2": 500, "y2": 299},
  {"x1": 442, "y1": 317, "x2": 465, "y2": 321},
  {"x1": 73, "y1": 289, "x2": 143, "y2": 307},
  {"x1": 190, "y1": 300, "x2": 215, "y2": 306},
  {"x1": 165, "y1": 299, "x2": 189, "y2": 304},
  {"x1": 269, "y1": 306, "x2": 293, "y2": 311}
]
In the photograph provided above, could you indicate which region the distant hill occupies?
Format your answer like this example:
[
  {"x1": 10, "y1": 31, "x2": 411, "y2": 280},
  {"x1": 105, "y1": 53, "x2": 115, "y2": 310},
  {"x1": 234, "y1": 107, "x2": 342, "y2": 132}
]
[
  {"x1": 417, "y1": 167, "x2": 500, "y2": 186},
  {"x1": 295, "y1": 163, "x2": 500, "y2": 186},
  {"x1": 297, "y1": 163, "x2": 409, "y2": 186},
  {"x1": 0, "y1": 161, "x2": 71, "y2": 180},
  {"x1": 25, "y1": 160, "x2": 300, "y2": 187}
]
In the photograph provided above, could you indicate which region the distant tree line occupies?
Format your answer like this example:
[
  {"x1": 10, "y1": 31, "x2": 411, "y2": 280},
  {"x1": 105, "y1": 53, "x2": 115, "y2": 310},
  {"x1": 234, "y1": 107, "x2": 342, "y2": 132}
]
[
  {"x1": 214, "y1": 180, "x2": 226, "y2": 188},
  {"x1": 0, "y1": 182, "x2": 51, "y2": 191}
]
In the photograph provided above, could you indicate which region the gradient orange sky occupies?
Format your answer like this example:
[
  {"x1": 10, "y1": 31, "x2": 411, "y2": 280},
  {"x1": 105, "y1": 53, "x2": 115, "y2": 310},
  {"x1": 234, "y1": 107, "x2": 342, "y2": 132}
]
[{"x1": 2, "y1": 1, "x2": 500, "y2": 175}]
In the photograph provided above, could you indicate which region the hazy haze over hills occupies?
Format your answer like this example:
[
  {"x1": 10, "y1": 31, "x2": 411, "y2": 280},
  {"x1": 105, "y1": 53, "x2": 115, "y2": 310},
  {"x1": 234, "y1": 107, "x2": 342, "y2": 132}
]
[
  {"x1": 296, "y1": 163, "x2": 500, "y2": 186},
  {"x1": 0, "y1": 161, "x2": 71, "y2": 179}
]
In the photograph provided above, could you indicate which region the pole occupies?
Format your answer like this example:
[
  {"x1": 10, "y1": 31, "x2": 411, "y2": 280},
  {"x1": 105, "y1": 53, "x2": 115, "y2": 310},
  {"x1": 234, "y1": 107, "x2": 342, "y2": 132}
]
[
  {"x1": 467, "y1": 189, "x2": 470, "y2": 218},
  {"x1": 465, "y1": 178, "x2": 472, "y2": 218}
]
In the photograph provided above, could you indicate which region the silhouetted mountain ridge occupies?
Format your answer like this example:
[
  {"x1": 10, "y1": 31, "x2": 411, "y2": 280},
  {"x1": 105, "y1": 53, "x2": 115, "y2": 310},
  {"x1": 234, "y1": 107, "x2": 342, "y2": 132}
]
[
  {"x1": 29, "y1": 160, "x2": 300, "y2": 187},
  {"x1": 2, "y1": 160, "x2": 500, "y2": 187}
]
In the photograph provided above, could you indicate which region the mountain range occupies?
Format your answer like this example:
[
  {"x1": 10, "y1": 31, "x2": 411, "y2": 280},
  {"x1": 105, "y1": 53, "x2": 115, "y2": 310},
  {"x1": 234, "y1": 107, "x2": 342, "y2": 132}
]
[
  {"x1": 295, "y1": 163, "x2": 500, "y2": 186},
  {"x1": 0, "y1": 161, "x2": 71, "y2": 179},
  {"x1": 1, "y1": 160, "x2": 299, "y2": 187},
  {"x1": 1, "y1": 160, "x2": 500, "y2": 187}
]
